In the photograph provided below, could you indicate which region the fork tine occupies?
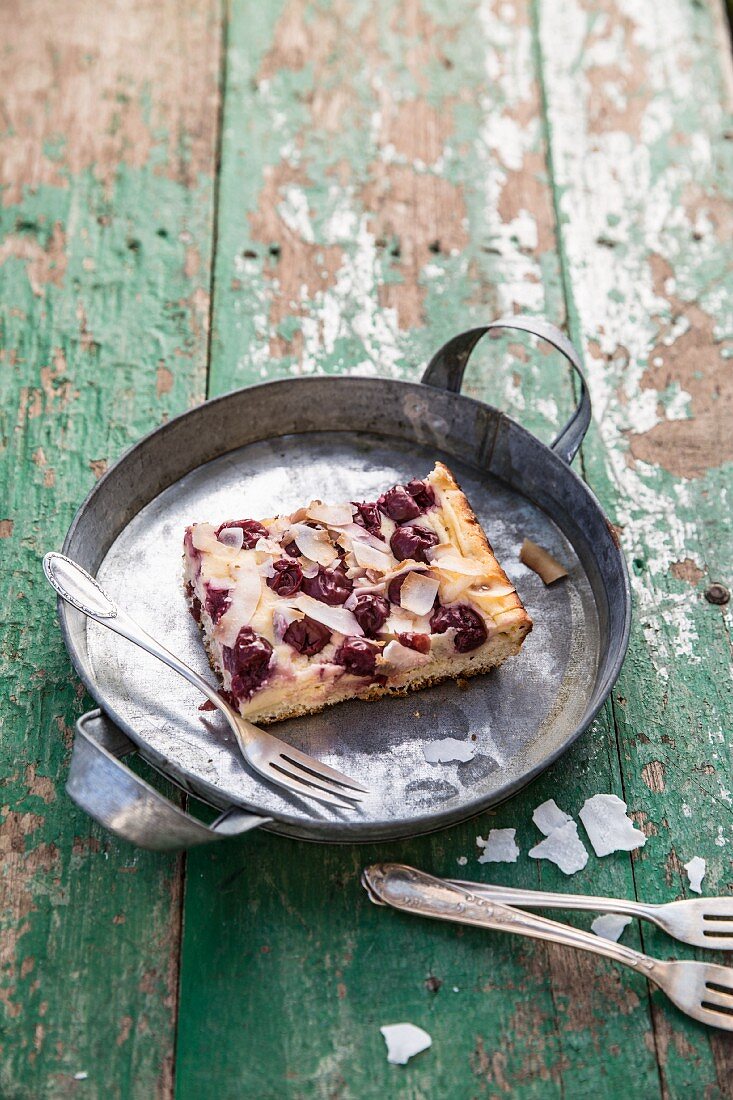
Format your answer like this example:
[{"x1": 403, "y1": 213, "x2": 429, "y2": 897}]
[
  {"x1": 277, "y1": 747, "x2": 369, "y2": 794},
  {"x1": 704, "y1": 980, "x2": 733, "y2": 1005},
  {"x1": 266, "y1": 760, "x2": 361, "y2": 809},
  {"x1": 272, "y1": 759, "x2": 364, "y2": 802}
]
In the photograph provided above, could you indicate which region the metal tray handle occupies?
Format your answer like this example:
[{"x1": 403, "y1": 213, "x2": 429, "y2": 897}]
[
  {"x1": 67, "y1": 709, "x2": 269, "y2": 851},
  {"x1": 421, "y1": 315, "x2": 591, "y2": 465}
]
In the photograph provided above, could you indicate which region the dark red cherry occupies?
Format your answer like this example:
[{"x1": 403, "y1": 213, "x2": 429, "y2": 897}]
[
  {"x1": 267, "y1": 558, "x2": 303, "y2": 597},
  {"x1": 283, "y1": 616, "x2": 331, "y2": 656},
  {"x1": 430, "y1": 604, "x2": 488, "y2": 653},
  {"x1": 204, "y1": 583, "x2": 230, "y2": 625},
  {"x1": 397, "y1": 632, "x2": 431, "y2": 654},
  {"x1": 406, "y1": 478, "x2": 436, "y2": 510},
  {"x1": 215, "y1": 519, "x2": 269, "y2": 549},
  {"x1": 352, "y1": 501, "x2": 384, "y2": 539},
  {"x1": 301, "y1": 564, "x2": 352, "y2": 605},
  {"x1": 222, "y1": 627, "x2": 273, "y2": 698},
  {"x1": 390, "y1": 524, "x2": 439, "y2": 563},
  {"x1": 335, "y1": 636, "x2": 379, "y2": 676},
  {"x1": 283, "y1": 540, "x2": 300, "y2": 557},
  {"x1": 351, "y1": 593, "x2": 389, "y2": 637},
  {"x1": 378, "y1": 484, "x2": 421, "y2": 522}
]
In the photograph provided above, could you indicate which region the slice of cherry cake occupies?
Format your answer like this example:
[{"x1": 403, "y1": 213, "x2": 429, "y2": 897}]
[{"x1": 183, "y1": 462, "x2": 532, "y2": 724}]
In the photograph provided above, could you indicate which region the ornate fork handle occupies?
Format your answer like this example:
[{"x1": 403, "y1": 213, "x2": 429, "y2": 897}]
[{"x1": 365, "y1": 864, "x2": 662, "y2": 978}]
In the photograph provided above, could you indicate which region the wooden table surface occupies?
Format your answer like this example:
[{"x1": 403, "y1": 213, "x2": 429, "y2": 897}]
[{"x1": 2, "y1": 1, "x2": 732, "y2": 1096}]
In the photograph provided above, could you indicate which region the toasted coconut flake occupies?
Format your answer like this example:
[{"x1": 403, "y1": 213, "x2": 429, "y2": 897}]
[
  {"x1": 381, "y1": 639, "x2": 430, "y2": 671},
  {"x1": 338, "y1": 523, "x2": 386, "y2": 550},
  {"x1": 400, "y1": 572, "x2": 439, "y2": 615},
  {"x1": 290, "y1": 523, "x2": 338, "y2": 566},
  {"x1": 257, "y1": 557, "x2": 276, "y2": 578},
  {"x1": 290, "y1": 593, "x2": 364, "y2": 636},
  {"x1": 217, "y1": 526, "x2": 244, "y2": 550},
  {"x1": 216, "y1": 565, "x2": 262, "y2": 647},
  {"x1": 306, "y1": 501, "x2": 354, "y2": 526},
  {"x1": 352, "y1": 539, "x2": 395, "y2": 572},
  {"x1": 684, "y1": 856, "x2": 706, "y2": 894},
  {"x1": 476, "y1": 829, "x2": 519, "y2": 864},
  {"x1": 520, "y1": 538, "x2": 568, "y2": 585},
  {"x1": 429, "y1": 548, "x2": 486, "y2": 576}
]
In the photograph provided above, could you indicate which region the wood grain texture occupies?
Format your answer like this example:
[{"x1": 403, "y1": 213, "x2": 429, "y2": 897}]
[
  {"x1": 175, "y1": 2, "x2": 687, "y2": 1096},
  {"x1": 537, "y1": 0, "x2": 733, "y2": 1092},
  {"x1": 0, "y1": 1, "x2": 221, "y2": 1096}
]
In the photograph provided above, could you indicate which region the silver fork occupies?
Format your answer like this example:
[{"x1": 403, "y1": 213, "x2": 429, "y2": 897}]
[
  {"x1": 449, "y1": 879, "x2": 733, "y2": 950},
  {"x1": 44, "y1": 552, "x2": 368, "y2": 810},
  {"x1": 363, "y1": 863, "x2": 733, "y2": 1032}
]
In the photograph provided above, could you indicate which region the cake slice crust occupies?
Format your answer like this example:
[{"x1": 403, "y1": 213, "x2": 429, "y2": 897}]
[{"x1": 183, "y1": 462, "x2": 532, "y2": 724}]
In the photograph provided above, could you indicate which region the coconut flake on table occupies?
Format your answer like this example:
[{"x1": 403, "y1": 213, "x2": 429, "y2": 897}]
[
  {"x1": 528, "y1": 821, "x2": 589, "y2": 875},
  {"x1": 290, "y1": 523, "x2": 338, "y2": 566},
  {"x1": 456, "y1": 856, "x2": 468, "y2": 866},
  {"x1": 306, "y1": 501, "x2": 354, "y2": 526},
  {"x1": 215, "y1": 564, "x2": 262, "y2": 646},
  {"x1": 352, "y1": 539, "x2": 395, "y2": 572},
  {"x1": 423, "y1": 738, "x2": 476, "y2": 764},
  {"x1": 532, "y1": 799, "x2": 573, "y2": 836},
  {"x1": 591, "y1": 915, "x2": 632, "y2": 942},
  {"x1": 400, "y1": 572, "x2": 440, "y2": 615},
  {"x1": 382, "y1": 639, "x2": 431, "y2": 671},
  {"x1": 476, "y1": 828, "x2": 519, "y2": 864},
  {"x1": 684, "y1": 856, "x2": 706, "y2": 894},
  {"x1": 290, "y1": 593, "x2": 364, "y2": 636},
  {"x1": 380, "y1": 1023, "x2": 432, "y2": 1065},
  {"x1": 578, "y1": 794, "x2": 646, "y2": 857}
]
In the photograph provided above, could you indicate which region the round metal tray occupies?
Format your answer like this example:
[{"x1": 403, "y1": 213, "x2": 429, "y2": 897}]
[{"x1": 58, "y1": 318, "x2": 630, "y2": 847}]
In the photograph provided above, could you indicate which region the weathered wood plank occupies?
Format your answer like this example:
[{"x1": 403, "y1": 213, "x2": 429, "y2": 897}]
[
  {"x1": 0, "y1": 1, "x2": 221, "y2": 1095},
  {"x1": 537, "y1": 0, "x2": 733, "y2": 1093},
  {"x1": 175, "y1": 2, "x2": 672, "y2": 1096}
]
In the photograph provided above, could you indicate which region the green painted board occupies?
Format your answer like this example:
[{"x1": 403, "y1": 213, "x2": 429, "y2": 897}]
[
  {"x1": 0, "y1": 2, "x2": 221, "y2": 1096},
  {"x1": 176, "y1": 1, "x2": 729, "y2": 1096},
  {"x1": 2, "y1": 0, "x2": 732, "y2": 1097}
]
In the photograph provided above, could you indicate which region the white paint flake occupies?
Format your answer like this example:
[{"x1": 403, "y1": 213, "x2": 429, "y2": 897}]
[
  {"x1": 579, "y1": 794, "x2": 647, "y2": 857},
  {"x1": 380, "y1": 1023, "x2": 432, "y2": 1065},
  {"x1": 456, "y1": 855, "x2": 468, "y2": 866},
  {"x1": 74, "y1": 1073, "x2": 89, "y2": 1081},
  {"x1": 277, "y1": 185, "x2": 314, "y2": 243},
  {"x1": 684, "y1": 856, "x2": 706, "y2": 894},
  {"x1": 532, "y1": 799, "x2": 572, "y2": 836},
  {"x1": 423, "y1": 738, "x2": 477, "y2": 764},
  {"x1": 591, "y1": 915, "x2": 633, "y2": 942},
  {"x1": 476, "y1": 828, "x2": 520, "y2": 864},
  {"x1": 528, "y1": 821, "x2": 589, "y2": 875}
]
